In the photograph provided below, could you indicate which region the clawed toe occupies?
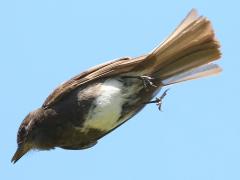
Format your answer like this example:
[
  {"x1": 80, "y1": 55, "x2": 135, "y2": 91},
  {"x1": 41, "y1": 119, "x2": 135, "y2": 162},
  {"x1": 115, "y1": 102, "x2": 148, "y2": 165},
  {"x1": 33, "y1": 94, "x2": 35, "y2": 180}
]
[
  {"x1": 138, "y1": 76, "x2": 157, "y2": 88},
  {"x1": 147, "y1": 89, "x2": 169, "y2": 111}
]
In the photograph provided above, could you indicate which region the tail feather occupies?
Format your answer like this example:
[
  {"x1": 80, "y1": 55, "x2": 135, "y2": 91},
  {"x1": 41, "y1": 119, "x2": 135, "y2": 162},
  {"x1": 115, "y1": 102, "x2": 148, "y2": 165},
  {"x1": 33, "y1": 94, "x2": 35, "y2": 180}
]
[
  {"x1": 157, "y1": 44, "x2": 220, "y2": 79},
  {"x1": 162, "y1": 63, "x2": 222, "y2": 85},
  {"x1": 145, "y1": 9, "x2": 221, "y2": 84}
]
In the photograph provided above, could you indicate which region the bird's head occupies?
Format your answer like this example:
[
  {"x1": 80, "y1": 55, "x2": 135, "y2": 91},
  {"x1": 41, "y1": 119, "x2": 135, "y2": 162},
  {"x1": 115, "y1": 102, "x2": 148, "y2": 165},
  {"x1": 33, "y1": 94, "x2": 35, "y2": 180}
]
[{"x1": 11, "y1": 108, "x2": 45, "y2": 164}]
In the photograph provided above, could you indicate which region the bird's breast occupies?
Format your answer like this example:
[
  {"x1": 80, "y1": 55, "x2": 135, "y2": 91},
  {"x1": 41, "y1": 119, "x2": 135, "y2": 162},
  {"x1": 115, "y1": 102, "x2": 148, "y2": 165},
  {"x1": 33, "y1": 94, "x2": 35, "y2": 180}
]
[{"x1": 80, "y1": 78, "x2": 142, "y2": 132}]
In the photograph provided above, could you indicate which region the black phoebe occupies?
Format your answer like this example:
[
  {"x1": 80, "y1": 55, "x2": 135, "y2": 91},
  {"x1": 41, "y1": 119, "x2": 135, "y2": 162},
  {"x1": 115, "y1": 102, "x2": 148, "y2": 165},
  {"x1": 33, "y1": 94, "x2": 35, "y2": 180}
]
[{"x1": 12, "y1": 9, "x2": 221, "y2": 163}]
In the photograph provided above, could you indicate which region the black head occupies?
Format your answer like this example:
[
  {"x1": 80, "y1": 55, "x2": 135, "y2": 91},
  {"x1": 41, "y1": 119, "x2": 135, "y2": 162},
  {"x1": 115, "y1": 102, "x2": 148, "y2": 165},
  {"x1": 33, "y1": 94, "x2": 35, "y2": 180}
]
[{"x1": 11, "y1": 108, "x2": 45, "y2": 163}]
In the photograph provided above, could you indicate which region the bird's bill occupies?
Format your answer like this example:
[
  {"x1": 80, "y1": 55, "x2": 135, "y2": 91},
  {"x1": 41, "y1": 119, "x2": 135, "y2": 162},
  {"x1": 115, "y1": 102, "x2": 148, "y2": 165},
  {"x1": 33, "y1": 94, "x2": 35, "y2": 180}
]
[{"x1": 11, "y1": 144, "x2": 30, "y2": 164}]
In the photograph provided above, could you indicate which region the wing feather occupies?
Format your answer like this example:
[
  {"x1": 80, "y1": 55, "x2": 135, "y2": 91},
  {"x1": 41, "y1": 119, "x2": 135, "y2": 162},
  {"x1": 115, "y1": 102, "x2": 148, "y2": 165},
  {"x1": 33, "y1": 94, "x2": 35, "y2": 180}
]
[{"x1": 42, "y1": 56, "x2": 147, "y2": 108}]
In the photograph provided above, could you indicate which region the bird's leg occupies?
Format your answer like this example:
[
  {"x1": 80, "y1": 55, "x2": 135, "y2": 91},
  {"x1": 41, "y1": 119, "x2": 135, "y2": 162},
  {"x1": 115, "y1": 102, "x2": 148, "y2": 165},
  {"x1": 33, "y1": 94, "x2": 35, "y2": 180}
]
[
  {"x1": 122, "y1": 75, "x2": 157, "y2": 89},
  {"x1": 146, "y1": 89, "x2": 169, "y2": 111}
]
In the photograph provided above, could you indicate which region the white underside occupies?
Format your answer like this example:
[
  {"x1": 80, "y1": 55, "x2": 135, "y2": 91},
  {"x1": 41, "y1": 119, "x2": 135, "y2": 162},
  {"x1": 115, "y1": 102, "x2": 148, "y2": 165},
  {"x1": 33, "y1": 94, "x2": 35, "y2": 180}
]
[{"x1": 82, "y1": 79, "x2": 126, "y2": 131}]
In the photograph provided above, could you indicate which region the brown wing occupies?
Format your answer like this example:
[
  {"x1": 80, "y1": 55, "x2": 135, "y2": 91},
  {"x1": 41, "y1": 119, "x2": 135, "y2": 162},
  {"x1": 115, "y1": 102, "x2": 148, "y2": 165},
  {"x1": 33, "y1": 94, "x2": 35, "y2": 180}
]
[
  {"x1": 42, "y1": 55, "x2": 148, "y2": 108},
  {"x1": 43, "y1": 9, "x2": 221, "y2": 108}
]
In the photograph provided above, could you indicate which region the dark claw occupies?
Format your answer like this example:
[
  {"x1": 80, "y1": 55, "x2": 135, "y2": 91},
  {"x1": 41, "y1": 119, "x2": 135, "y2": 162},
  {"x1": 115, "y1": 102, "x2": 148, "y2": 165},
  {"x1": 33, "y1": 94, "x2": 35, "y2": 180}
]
[
  {"x1": 122, "y1": 75, "x2": 157, "y2": 90},
  {"x1": 138, "y1": 76, "x2": 157, "y2": 89},
  {"x1": 147, "y1": 89, "x2": 169, "y2": 111}
]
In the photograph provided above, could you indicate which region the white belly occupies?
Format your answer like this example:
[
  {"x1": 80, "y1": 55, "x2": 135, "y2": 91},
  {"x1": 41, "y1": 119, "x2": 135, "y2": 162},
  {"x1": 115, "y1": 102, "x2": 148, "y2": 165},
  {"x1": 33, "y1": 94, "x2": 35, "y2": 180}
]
[{"x1": 82, "y1": 79, "x2": 126, "y2": 131}]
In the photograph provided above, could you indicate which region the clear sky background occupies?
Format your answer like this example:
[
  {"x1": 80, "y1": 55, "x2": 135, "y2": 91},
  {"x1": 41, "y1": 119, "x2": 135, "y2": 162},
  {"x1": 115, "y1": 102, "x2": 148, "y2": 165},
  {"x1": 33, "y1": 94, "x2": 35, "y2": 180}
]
[{"x1": 0, "y1": 0, "x2": 239, "y2": 179}]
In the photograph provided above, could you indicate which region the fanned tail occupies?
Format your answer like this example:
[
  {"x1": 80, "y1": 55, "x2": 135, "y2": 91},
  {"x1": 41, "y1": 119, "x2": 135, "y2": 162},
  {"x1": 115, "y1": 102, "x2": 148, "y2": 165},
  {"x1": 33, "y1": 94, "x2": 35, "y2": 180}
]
[{"x1": 144, "y1": 9, "x2": 221, "y2": 85}]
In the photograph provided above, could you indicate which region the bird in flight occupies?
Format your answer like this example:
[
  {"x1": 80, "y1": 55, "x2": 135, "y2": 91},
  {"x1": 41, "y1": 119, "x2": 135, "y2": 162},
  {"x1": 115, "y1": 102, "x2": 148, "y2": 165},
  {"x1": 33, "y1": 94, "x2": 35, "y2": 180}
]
[{"x1": 12, "y1": 9, "x2": 221, "y2": 163}]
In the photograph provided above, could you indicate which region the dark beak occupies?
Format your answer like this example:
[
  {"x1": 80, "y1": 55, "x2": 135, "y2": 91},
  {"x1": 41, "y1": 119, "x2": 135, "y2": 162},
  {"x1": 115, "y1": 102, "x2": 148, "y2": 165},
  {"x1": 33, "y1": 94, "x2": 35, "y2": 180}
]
[{"x1": 11, "y1": 145, "x2": 30, "y2": 164}]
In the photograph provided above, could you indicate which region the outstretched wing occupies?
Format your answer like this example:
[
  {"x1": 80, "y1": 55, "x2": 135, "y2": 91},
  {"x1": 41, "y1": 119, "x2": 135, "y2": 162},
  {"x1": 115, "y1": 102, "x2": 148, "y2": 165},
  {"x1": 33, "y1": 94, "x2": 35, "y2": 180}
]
[{"x1": 42, "y1": 55, "x2": 148, "y2": 108}]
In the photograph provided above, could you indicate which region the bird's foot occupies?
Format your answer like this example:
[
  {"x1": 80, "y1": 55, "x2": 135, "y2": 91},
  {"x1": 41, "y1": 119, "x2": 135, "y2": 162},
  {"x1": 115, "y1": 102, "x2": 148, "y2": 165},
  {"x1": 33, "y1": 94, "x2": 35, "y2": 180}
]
[
  {"x1": 138, "y1": 76, "x2": 157, "y2": 88},
  {"x1": 122, "y1": 75, "x2": 157, "y2": 89},
  {"x1": 147, "y1": 89, "x2": 169, "y2": 111}
]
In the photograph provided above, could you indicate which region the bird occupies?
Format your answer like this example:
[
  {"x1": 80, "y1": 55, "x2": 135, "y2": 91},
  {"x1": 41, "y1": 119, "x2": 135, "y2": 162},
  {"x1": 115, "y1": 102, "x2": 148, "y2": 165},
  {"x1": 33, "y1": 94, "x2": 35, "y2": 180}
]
[{"x1": 12, "y1": 9, "x2": 221, "y2": 163}]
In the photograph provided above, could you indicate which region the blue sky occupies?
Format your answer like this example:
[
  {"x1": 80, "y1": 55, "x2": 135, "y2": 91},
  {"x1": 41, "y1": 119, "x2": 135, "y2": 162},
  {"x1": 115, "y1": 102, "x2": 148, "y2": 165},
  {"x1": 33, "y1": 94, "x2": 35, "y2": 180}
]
[{"x1": 0, "y1": 0, "x2": 239, "y2": 179}]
